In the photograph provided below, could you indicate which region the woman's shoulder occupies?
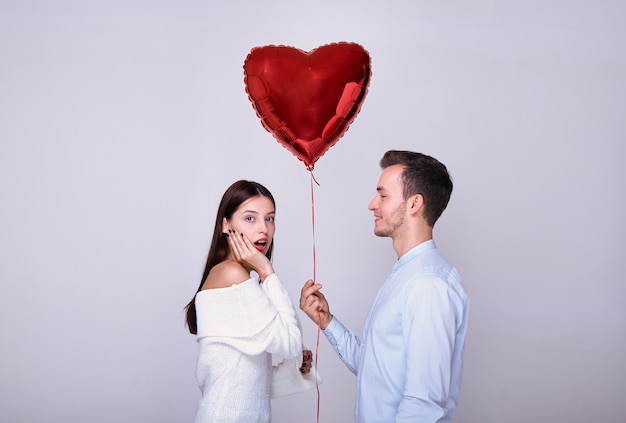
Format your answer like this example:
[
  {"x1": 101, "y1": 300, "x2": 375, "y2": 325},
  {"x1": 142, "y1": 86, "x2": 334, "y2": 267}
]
[{"x1": 201, "y1": 260, "x2": 251, "y2": 290}]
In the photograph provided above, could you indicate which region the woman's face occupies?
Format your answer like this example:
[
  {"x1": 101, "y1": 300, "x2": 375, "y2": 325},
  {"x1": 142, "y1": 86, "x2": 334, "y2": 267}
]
[{"x1": 225, "y1": 195, "x2": 275, "y2": 255}]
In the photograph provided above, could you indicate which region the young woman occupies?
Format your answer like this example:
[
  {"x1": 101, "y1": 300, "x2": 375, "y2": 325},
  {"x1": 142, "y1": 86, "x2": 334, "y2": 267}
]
[{"x1": 185, "y1": 180, "x2": 317, "y2": 423}]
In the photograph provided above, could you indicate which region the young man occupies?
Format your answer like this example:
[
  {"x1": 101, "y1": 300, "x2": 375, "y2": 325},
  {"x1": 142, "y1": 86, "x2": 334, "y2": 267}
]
[{"x1": 300, "y1": 150, "x2": 470, "y2": 422}]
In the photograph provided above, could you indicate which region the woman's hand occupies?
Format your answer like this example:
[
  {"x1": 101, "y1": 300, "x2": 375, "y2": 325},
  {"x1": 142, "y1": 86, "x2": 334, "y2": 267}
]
[
  {"x1": 299, "y1": 349, "x2": 313, "y2": 374},
  {"x1": 227, "y1": 229, "x2": 274, "y2": 281}
]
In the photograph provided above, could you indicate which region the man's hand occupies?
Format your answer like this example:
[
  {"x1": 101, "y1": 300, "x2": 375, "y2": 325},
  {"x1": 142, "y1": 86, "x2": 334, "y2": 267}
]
[{"x1": 299, "y1": 280, "x2": 332, "y2": 329}]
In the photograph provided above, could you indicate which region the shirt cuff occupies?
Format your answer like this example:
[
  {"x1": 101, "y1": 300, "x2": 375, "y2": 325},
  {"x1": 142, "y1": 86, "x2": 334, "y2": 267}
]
[{"x1": 322, "y1": 315, "x2": 343, "y2": 343}]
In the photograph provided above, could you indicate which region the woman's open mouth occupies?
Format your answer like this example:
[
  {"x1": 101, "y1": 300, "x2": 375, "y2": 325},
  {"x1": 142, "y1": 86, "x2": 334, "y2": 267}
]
[{"x1": 254, "y1": 239, "x2": 267, "y2": 252}]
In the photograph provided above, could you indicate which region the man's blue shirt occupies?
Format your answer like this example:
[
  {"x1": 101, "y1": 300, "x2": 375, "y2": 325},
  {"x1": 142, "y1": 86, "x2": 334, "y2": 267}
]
[{"x1": 323, "y1": 240, "x2": 470, "y2": 422}]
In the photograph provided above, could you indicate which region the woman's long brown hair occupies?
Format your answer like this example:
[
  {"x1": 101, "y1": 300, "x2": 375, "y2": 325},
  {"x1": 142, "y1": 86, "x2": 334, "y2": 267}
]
[{"x1": 184, "y1": 180, "x2": 275, "y2": 334}]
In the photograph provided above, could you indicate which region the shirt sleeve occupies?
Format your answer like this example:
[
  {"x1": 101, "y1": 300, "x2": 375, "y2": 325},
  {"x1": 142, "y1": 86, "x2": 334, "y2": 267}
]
[
  {"x1": 396, "y1": 276, "x2": 461, "y2": 422},
  {"x1": 322, "y1": 316, "x2": 363, "y2": 375}
]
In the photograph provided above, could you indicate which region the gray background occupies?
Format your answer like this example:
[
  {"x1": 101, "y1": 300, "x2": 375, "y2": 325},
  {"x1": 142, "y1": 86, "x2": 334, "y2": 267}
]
[{"x1": 1, "y1": 1, "x2": 625, "y2": 422}]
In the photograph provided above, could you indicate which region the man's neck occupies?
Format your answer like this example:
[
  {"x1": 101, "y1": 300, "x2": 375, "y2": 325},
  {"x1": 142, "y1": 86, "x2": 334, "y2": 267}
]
[{"x1": 393, "y1": 230, "x2": 433, "y2": 258}]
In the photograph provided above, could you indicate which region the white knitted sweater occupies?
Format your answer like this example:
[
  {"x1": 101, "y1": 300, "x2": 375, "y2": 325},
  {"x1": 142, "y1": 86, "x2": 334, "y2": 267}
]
[{"x1": 193, "y1": 273, "x2": 318, "y2": 423}]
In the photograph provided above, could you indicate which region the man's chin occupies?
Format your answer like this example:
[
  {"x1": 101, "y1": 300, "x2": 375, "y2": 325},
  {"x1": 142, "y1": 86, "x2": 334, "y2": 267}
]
[{"x1": 374, "y1": 229, "x2": 389, "y2": 238}]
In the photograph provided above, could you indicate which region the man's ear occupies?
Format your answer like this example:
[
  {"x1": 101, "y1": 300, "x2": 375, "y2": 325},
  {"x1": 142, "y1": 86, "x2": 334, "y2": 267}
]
[{"x1": 409, "y1": 194, "x2": 424, "y2": 215}]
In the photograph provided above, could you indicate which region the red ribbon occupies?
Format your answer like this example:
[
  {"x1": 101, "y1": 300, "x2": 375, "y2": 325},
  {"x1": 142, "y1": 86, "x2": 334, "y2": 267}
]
[{"x1": 310, "y1": 171, "x2": 321, "y2": 422}]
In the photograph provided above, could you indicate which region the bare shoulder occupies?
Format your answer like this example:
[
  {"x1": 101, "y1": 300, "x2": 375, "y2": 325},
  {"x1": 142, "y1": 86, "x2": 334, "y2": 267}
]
[{"x1": 201, "y1": 261, "x2": 251, "y2": 290}]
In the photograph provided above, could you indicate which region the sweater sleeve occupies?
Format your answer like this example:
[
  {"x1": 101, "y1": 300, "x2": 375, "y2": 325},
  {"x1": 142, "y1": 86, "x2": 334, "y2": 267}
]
[
  {"x1": 195, "y1": 274, "x2": 303, "y2": 360},
  {"x1": 262, "y1": 276, "x2": 321, "y2": 397},
  {"x1": 255, "y1": 273, "x2": 303, "y2": 359},
  {"x1": 270, "y1": 349, "x2": 321, "y2": 398}
]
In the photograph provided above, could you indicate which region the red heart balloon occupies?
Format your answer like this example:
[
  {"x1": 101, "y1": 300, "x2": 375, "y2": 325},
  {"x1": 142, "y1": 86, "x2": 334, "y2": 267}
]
[{"x1": 244, "y1": 42, "x2": 371, "y2": 170}]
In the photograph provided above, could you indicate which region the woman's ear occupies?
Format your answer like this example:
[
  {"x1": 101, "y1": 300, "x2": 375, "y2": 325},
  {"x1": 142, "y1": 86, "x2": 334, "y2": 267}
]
[{"x1": 222, "y1": 218, "x2": 229, "y2": 234}]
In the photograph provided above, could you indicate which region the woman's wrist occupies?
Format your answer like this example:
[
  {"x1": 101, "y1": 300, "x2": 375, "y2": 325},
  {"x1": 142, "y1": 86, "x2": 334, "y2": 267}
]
[{"x1": 258, "y1": 267, "x2": 275, "y2": 283}]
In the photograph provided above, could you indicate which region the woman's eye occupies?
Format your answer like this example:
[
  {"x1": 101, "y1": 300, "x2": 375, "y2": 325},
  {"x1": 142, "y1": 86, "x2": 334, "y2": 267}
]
[
  {"x1": 245, "y1": 216, "x2": 254, "y2": 222},
  {"x1": 266, "y1": 217, "x2": 275, "y2": 223}
]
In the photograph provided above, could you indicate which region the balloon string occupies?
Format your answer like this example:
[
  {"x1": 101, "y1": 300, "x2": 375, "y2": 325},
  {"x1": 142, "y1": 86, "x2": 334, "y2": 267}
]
[
  {"x1": 310, "y1": 170, "x2": 321, "y2": 423},
  {"x1": 310, "y1": 171, "x2": 319, "y2": 282},
  {"x1": 315, "y1": 313, "x2": 321, "y2": 423}
]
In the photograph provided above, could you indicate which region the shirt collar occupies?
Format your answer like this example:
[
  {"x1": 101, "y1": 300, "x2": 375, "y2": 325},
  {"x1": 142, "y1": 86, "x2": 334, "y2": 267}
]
[{"x1": 393, "y1": 239, "x2": 436, "y2": 270}]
